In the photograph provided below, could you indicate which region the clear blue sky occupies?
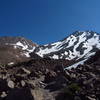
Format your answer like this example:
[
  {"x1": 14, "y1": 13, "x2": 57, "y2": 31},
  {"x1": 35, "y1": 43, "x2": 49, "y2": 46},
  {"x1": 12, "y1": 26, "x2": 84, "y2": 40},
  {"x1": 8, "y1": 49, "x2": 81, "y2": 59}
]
[{"x1": 0, "y1": 0, "x2": 100, "y2": 44}]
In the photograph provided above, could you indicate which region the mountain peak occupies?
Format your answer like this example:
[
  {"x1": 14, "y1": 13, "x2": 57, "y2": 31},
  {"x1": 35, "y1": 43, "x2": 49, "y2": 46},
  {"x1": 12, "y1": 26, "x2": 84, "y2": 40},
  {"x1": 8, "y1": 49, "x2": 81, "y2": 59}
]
[
  {"x1": 62, "y1": 31, "x2": 98, "y2": 42},
  {"x1": 71, "y1": 30, "x2": 98, "y2": 37}
]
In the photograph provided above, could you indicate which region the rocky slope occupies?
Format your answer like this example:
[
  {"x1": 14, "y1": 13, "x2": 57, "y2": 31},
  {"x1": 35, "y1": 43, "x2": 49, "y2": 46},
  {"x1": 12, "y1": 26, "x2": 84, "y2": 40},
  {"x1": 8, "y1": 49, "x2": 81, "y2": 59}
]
[
  {"x1": 0, "y1": 50, "x2": 100, "y2": 100},
  {"x1": 0, "y1": 36, "x2": 37, "y2": 65},
  {"x1": 0, "y1": 58, "x2": 71, "y2": 100}
]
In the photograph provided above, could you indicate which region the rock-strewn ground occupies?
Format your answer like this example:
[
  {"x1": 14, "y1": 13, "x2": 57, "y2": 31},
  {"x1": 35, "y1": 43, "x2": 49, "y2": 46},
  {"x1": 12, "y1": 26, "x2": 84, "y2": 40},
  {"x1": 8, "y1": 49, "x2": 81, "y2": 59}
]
[
  {"x1": 0, "y1": 51, "x2": 100, "y2": 100},
  {"x1": 0, "y1": 59, "x2": 70, "y2": 100}
]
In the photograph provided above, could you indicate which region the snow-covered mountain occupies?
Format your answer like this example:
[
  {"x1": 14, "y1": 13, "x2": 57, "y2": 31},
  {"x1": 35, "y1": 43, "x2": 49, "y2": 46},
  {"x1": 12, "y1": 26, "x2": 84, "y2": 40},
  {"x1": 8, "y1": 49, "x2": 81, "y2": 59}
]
[
  {"x1": 0, "y1": 31, "x2": 100, "y2": 65},
  {"x1": 34, "y1": 31, "x2": 100, "y2": 61}
]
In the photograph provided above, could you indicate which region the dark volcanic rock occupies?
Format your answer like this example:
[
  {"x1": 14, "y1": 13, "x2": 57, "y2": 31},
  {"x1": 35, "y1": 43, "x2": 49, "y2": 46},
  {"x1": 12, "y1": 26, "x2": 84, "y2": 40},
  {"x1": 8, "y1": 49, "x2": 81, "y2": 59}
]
[{"x1": 5, "y1": 88, "x2": 34, "y2": 100}]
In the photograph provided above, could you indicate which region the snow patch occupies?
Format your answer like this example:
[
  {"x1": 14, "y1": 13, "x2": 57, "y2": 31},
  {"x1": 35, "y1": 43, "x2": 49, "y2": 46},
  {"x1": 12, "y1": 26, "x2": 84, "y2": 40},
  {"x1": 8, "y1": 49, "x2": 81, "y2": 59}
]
[
  {"x1": 65, "y1": 59, "x2": 87, "y2": 70},
  {"x1": 8, "y1": 62, "x2": 14, "y2": 65},
  {"x1": 16, "y1": 41, "x2": 28, "y2": 50},
  {"x1": 52, "y1": 54, "x2": 59, "y2": 59}
]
